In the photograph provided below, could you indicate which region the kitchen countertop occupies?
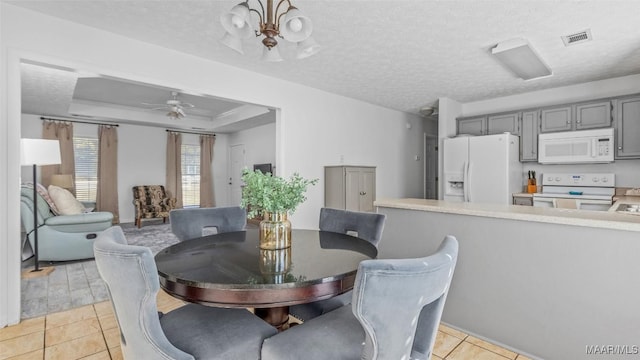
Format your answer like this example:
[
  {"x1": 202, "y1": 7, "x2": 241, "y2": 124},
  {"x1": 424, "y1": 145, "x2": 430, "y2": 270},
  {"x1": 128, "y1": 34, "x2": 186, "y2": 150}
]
[{"x1": 375, "y1": 198, "x2": 640, "y2": 232}]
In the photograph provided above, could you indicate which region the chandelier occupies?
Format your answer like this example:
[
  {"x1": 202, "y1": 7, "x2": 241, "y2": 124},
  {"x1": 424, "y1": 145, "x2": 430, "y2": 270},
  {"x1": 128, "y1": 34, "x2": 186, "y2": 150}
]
[{"x1": 220, "y1": 0, "x2": 321, "y2": 61}]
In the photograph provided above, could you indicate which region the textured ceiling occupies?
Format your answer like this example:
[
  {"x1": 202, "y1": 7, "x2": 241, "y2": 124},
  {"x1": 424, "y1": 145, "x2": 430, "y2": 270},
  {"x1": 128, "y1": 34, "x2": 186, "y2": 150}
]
[{"x1": 9, "y1": 0, "x2": 640, "y2": 115}]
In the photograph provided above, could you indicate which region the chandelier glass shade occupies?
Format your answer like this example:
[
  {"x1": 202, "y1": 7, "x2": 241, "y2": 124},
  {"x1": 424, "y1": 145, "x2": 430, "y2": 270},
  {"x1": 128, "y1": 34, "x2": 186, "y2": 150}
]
[{"x1": 220, "y1": 0, "x2": 320, "y2": 61}]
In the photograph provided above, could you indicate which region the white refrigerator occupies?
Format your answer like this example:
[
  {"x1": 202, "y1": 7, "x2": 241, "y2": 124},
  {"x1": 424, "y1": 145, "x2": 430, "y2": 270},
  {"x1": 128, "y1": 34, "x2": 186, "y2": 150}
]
[{"x1": 443, "y1": 133, "x2": 522, "y2": 204}]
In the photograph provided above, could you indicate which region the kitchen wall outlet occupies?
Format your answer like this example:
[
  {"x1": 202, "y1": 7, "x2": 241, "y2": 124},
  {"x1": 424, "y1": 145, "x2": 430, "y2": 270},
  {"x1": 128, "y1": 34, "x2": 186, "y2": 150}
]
[
  {"x1": 414, "y1": 155, "x2": 421, "y2": 161},
  {"x1": 340, "y1": 155, "x2": 344, "y2": 164}
]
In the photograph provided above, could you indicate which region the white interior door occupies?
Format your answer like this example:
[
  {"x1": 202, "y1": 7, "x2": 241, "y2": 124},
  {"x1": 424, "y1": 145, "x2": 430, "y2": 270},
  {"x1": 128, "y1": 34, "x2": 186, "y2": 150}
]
[{"x1": 228, "y1": 144, "x2": 245, "y2": 206}]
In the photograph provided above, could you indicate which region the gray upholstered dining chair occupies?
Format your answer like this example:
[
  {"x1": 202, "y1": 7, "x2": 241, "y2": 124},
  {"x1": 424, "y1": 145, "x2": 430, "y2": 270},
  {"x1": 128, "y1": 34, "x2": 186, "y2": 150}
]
[
  {"x1": 94, "y1": 226, "x2": 277, "y2": 360},
  {"x1": 318, "y1": 207, "x2": 386, "y2": 246},
  {"x1": 262, "y1": 235, "x2": 459, "y2": 360},
  {"x1": 290, "y1": 207, "x2": 386, "y2": 321},
  {"x1": 169, "y1": 206, "x2": 247, "y2": 241}
]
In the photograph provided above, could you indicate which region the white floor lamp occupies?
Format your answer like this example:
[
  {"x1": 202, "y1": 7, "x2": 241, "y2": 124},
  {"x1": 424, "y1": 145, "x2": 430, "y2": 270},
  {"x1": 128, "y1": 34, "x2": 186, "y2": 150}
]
[{"x1": 20, "y1": 138, "x2": 61, "y2": 273}]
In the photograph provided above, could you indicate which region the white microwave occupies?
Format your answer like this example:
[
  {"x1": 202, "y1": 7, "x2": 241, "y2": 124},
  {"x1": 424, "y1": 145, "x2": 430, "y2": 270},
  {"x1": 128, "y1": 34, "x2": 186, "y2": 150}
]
[{"x1": 538, "y1": 128, "x2": 614, "y2": 164}]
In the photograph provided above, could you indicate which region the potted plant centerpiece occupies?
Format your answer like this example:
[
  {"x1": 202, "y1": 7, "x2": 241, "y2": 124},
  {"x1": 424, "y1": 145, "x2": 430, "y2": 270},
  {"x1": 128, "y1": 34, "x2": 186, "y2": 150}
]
[{"x1": 241, "y1": 169, "x2": 318, "y2": 249}]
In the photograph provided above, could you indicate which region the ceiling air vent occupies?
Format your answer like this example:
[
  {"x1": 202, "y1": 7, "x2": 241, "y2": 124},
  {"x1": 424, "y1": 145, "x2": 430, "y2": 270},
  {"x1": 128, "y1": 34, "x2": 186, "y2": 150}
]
[{"x1": 561, "y1": 29, "x2": 592, "y2": 46}]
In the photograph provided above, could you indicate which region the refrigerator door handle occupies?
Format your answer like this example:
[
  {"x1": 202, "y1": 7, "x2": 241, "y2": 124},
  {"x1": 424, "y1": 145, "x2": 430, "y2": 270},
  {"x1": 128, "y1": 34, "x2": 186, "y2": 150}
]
[{"x1": 463, "y1": 161, "x2": 469, "y2": 202}]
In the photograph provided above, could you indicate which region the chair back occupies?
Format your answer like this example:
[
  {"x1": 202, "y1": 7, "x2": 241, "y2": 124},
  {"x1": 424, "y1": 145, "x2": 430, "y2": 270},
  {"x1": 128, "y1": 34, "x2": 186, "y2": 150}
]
[
  {"x1": 352, "y1": 235, "x2": 459, "y2": 360},
  {"x1": 132, "y1": 185, "x2": 169, "y2": 207},
  {"x1": 94, "y1": 226, "x2": 193, "y2": 360},
  {"x1": 319, "y1": 207, "x2": 386, "y2": 247},
  {"x1": 169, "y1": 206, "x2": 247, "y2": 241}
]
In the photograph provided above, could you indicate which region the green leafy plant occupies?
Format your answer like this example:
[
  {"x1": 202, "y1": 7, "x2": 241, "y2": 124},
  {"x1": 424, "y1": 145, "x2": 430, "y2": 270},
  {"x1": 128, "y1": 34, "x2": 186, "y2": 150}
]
[{"x1": 241, "y1": 169, "x2": 318, "y2": 218}]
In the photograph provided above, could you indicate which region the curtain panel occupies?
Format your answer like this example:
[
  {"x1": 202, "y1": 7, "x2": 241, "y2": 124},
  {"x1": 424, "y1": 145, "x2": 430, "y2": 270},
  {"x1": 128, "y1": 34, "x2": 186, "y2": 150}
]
[
  {"x1": 41, "y1": 121, "x2": 75, "y2": 193},
  {"x1": 96, "y1": 125, "x2": 120, "y2": 223},
  {"x1": 200, "y1": 134, "x2": 215, "y2": 208},
  {"x1": 166, "y1": 132, "x2": 183, "y2": 209}
]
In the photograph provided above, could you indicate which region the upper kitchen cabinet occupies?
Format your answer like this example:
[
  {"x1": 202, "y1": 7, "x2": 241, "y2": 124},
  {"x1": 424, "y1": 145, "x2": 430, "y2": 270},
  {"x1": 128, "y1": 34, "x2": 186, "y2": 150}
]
[
  {"x1": 574, "y1": 100, "x2": 612, "y2": 130},
  {"x1": 540, "y1": 105, "x2": 572, "y2": 133},
  {"x1": 520, "y1": 110, "x2": 539, "y2": 162},
  {"x1": 457, "y1": 116, "x2": 486, "y2": 136},
  {"x1": 487, "y1": 112, "x2": 520, "y2": 135},
  {"x1": 540, "y1": 101, "x2": 612, "y2": 133},
  {"x1": 614, "y1": 96, "x2": 640, "y2": 159}
]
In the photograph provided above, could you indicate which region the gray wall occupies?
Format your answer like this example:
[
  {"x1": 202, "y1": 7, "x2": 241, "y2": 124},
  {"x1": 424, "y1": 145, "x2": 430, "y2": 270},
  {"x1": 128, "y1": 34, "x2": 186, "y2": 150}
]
[{"x1": 377, "y1": 206, "x2": 640, "y2": 360}]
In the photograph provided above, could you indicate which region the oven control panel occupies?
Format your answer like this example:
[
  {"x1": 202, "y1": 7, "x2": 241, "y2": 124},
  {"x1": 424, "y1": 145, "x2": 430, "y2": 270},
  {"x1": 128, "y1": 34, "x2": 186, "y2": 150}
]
[{"x1": 542, "y1": 173, "x2": 615, "y2": 187}]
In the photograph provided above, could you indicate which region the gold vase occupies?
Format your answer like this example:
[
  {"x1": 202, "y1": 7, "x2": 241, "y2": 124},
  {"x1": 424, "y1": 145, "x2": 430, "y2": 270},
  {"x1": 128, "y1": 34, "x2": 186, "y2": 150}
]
[
  {"x1": 259, "y1": 212, "x2": 291, "y2": 250},
  {"x1": 259, "y1": 247, "x2": 292, "y2": 284}
]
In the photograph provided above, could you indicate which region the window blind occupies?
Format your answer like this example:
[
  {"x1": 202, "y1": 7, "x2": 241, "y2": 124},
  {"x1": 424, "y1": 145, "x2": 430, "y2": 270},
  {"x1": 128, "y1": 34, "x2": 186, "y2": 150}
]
[
  {"x1": 181, "y1": 144, "x2": 201, "y2": 207},
  {"x1": 73, "y1": 136, "x2": 99, "y2": 202}
]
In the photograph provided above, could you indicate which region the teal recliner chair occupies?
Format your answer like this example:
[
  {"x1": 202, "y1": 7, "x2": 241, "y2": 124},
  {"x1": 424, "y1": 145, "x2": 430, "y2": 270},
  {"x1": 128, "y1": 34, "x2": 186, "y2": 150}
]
[{"x1": 20, "y1": 186, "x2": 114, "y2": 262}]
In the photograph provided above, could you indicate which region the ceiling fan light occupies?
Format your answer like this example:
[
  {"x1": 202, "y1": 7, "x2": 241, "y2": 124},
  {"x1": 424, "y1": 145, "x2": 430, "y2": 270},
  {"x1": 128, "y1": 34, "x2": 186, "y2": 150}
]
[
  {"x1": 280, "y1": 7, "x2": 312, "y2": 42},
  {"x1": 220, "y1": 32, "x2": 244, "y2": 54},
  {"x1": 261, "y1": 46, "x2": 284, "y2": 62},
  {"x1": 296, "y1": 36, "x2": 321, "y2": 59},
  {"x1": 220, "y1": 2, "x2": 253, "y2": 38}
]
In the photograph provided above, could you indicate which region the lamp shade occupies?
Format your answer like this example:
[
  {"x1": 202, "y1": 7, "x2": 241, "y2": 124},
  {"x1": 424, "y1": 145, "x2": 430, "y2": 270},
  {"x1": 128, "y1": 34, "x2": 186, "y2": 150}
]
[
  {"x1": 20, "y1": 139, "x2": 61, "y2": 166},
  {"x1": 220, "y1": 2, "x2": 253, "y2": 38},
  {"x1": 491, "y1": 38, "x2": 552, "y2": 80},
  {"x1": 50, "y1": 174, "x2": 74, "y2": 189},
  {"x1": 280, "y1": 7, "x2": 312, "y2": 42}
]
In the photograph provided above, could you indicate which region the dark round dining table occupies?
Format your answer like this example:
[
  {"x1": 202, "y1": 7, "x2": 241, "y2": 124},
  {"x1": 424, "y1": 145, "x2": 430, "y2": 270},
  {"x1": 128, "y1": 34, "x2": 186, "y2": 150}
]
[{"x1": 155, "y1": 229, "x2": 377, "y2": 330}]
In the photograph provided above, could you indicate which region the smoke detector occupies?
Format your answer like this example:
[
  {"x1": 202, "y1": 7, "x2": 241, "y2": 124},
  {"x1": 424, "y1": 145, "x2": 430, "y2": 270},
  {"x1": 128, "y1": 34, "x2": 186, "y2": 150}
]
[{"x1": 561, "y1": 29, "x2": 593, "y2": 47}]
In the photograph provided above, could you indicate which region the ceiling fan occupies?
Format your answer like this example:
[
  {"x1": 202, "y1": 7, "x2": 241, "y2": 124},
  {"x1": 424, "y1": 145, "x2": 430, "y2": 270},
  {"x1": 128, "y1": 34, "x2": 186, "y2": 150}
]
[{"x1": 143, "y1": 91, "x2": 194, "y2": 119}]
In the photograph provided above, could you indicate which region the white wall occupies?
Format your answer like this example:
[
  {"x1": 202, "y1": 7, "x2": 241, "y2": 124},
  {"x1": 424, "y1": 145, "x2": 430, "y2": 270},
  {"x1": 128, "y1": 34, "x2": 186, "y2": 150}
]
[
  {"x1": 228, "y1": 122, "x2": 277, "y2": 172},
  {"x1": 436, "y1": 98, "x2": 463, "y2": 199},
  {"x1": 220, "y1": 122, "x2": 277, "y2": 206},
  {"x1": 1, "y1": 4, "x2": 425, "y2": 326}
]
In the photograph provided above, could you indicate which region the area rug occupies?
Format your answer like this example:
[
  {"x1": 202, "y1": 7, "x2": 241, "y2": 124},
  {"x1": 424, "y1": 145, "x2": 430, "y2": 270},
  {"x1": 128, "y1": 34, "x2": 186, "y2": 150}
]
[
  {"x1": 21, "y1": 222, "x2": 180, "y2": 319},
  {"x1": 120, "y1": 221, "x2": 180, "y2": 254}
]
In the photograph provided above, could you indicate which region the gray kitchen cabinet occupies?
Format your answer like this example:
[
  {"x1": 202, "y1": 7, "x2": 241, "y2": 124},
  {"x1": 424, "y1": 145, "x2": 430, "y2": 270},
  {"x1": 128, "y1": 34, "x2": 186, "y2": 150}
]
[
  {"x1": 614, "y1": 96, "x2": 640, "y2": 159},
  {"x1": 487, "y1": 112, "x2": 520, "y2": 135},
  {"x1": 575, "y1": 100, "x2": 612, "y2": 130},
  {"x1": 325, "y1": 166, "x2": 376, "y2": 212},
  {"x1": 520, "y1": 110, "x2": 539, "y2": 162},
  {"x1": 457, "y1": 116, "x2": 486, "y2": 136},
  {"x1": 540, "y1": 105, "x2": 572, "y2": 133}
]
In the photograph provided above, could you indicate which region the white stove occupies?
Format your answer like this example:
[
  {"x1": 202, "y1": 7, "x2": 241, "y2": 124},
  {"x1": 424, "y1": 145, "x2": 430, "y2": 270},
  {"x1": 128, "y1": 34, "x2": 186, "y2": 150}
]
[{"x1": 532, "y1": 173, "x2": 615, "y2": 211}]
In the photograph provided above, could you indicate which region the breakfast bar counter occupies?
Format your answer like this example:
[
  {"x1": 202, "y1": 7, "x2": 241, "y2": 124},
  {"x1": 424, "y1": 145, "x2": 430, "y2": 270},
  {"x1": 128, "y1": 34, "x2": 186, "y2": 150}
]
[
  {"x1": 374, "y1": 198, "x2": 640, "y2": 360},
  {"x1": 375, "y1": 197, "x2": 640, "y2": 232}
]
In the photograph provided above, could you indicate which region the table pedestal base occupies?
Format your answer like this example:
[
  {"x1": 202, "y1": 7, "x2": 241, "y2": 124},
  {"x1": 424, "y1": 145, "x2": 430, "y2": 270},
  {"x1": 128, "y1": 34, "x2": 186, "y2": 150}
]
[{"x1": 255, "y1": 306, "x2": 290, "y2": 332}]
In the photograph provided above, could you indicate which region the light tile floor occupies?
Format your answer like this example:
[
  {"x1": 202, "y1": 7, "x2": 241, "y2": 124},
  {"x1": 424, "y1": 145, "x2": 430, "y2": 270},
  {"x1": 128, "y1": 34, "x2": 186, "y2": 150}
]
[{"x1": 1, "y1": 291, "x2": 535, "y2": 360}]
